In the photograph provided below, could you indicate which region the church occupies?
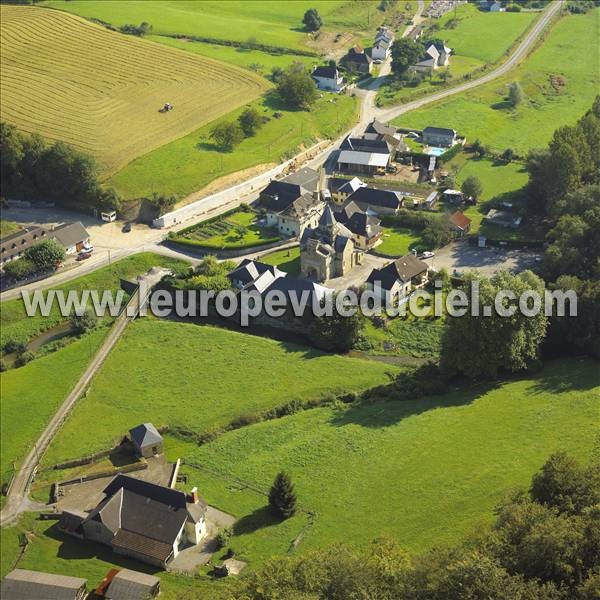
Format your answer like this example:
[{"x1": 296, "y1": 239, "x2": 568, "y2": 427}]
[{"x1": 300, "y1": 206, "x2": 363, "y2": 282}]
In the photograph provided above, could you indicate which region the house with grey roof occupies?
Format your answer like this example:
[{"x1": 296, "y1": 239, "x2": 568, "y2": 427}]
[
  {"x1": 1, "y1": 569, "x2": 88, "y2": 600},
  {"x1": 76, "y1": 475, "x2": 208, "y2": 568},
  {"x1": 105, "y1": 569, "x2": 160, "y2": 600},
  {"x1": 346, "y1": 186, "x2": 403, "y2": 215},
  {"x1": 228, "y1": 259, "x2": 286, "y2": 292},
  {"x1": 0, "y1": 226, "x2": 50, "y2": 267},
  {"x1": 411, "y1": 41, "x2": 452, "y2": 72},
  {"x1": 334, "y1": 201, "x2": 383, "y2": 250},
  {"x1": 367, "y1": 254, "x2": 429, "y2": 305},
  {"x1": 342, "y1": 45, "x2": 373, "y2": 74},
  {"x1": 329, "y1": 176, "x2": 367, "y2": 203},
  {"x1": 422, "y1": 126, "x2": 457, "y2": 147},
  {"x1": 51, "y1": 222, "x2": 91, "y2": 255},
  {"x1": 129, "y1": 423, "x2": 163, "y2": 458},
  {"x1": 337, "y1": 135, "x2": 392, "y2": 176},
  {"x1": 312, "y1": 65, "x2": 344, "y2": 92}
]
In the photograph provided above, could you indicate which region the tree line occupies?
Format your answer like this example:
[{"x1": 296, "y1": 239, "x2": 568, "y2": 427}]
[{"x1": 0, "y1": 122, "x2": 120, "y2": 212}]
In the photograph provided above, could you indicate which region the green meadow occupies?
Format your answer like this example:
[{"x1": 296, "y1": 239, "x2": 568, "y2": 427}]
[
  {"x1": 170, "y1": 359, "x2": 598, "y2": 562},
  {"x1": 260, "y1": 247, "x2": 301, "y2": 276},
  {"x1": 110, "y1": 94, "x2": 358, "y2": 200},
  {"x1": 395, "y1": 12, "x2": 600, "y2": 154},
  {"x1": 43, "y1": 0, "x2": 391, "y2": 52},
  {"x1": 41, "y1": 319, "x2": 400, "y2": 466}
]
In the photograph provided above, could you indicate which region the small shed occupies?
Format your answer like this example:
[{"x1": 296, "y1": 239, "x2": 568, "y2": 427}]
[
  {"x1": 1, "y1": 569, "x2": 88, "y2": 600},
  {"x1": 129, "y1": 423, "x2": 163, "y2": 458},
  {"x1": 106, "y1": 569, "x2": 160, "y2": 600}
]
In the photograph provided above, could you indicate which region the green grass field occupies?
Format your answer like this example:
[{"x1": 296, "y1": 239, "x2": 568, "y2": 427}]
[
  {"x1": 260, "y1": 246, "x2": 301, "y2": 275},
  {"x1": 110, "y1": 94, "x2": 358, "y2": 200},
  {"x1": 376, "y1": 226, "x2": 422, "y2": 256},
  {"x1": 0, "y1": 253, "x2": 190, "y2": 348},
  {"x1": 43, "y1": 0, "x2": 398, "y2": 52},
  {"x1": 40, "y1": 319, "x2": 400, "y2": 466},
  {"x1": 169, "y1": 358, "x2": 599, "y2": 565},
  {"x1": 0, "y1": 5, "x2": 267, "y2": 175},
  {"x1": 0, "y1": 221, "x2": 19, "y2": 237},
  {"x1": 394, "y1": 12, "x2": 600, "y2": 154}
]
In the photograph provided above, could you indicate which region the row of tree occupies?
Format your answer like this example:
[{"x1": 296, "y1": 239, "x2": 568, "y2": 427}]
[
  {"x1": 0, "y1": 122, "x2": 120, "y2": 212},
  {"x1": 222, "y1": 452, "x2": 599, "y2": 600}
]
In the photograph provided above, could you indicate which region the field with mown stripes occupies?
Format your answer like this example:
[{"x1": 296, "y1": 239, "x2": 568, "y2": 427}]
[{"x1": 0, "y1": 5, "x2": 268, "y2": 175}]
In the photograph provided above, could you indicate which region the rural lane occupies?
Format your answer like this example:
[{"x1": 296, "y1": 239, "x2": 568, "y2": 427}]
[{"x1": 374, "y1": 0, "x2": 563, "y2": 122}]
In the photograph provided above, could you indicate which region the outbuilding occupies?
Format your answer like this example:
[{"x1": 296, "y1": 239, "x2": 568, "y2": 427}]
[{"x1": 129, "y1": 423, "x2": 163, "y2": 458}]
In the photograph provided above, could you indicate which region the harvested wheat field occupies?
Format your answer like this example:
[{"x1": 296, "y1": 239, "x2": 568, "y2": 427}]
[{"x1": 0, "y1": 5, "x2": 268, "y2": 175}]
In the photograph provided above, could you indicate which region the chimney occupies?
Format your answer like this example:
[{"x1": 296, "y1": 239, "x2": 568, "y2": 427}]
[{"x1": 190, "y1": 487, "x2": 199, "y2": 504}]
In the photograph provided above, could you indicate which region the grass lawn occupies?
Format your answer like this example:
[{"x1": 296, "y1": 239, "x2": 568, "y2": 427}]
[
  {"x1": 40, "y1": 319, "x2": 400, "y2": 466},
  {"x1": 260, "y1": 246, "x2": 301, "y2": 276},
  {"x1": 0, "y1": 220, "x2": 19, "y2": 237},
  {"x1": 148, "y1": 35, "x2": 316, "y2": 74},
  {"x1": 43, "y1": 0, "x2": 397, "y2": 52},
  {"x1": 168, "y1": 358, "x2": 599, "y2": 565},
  {"x1": 394, "y1": 12, "x2": 600, "y2": 154},
  {"x1": 109, "y1": 93, "x2": 358, "y2": 200},
  {"x1": 0, "y1": 326, "x2": 109, "y2": 487},
  {"x1": 436, "y1": 2, "x2": 536, "y2": 64},
  {"x1": 0, "y1": 253, "x2": 191, "y2": 348},
  {"x1": 173, "y1": 209, "x2": 281, "y2": 249},
  {"x1": 375, "y1": 226, "x2": 422, "y2": 256}
]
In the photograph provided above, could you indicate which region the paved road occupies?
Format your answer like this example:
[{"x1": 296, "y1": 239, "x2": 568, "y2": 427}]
[
  {"x1": 375, "y1": 0, "x2": 562, "y2": 122},
  {"x1": 0, "y1": 271, "x2": 168, "y2": 526}
]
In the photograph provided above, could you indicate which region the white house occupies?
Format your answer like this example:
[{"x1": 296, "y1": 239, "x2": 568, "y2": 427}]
[
  {"x1": 372, "y1": 27, "x2": 394, "y2": 61},
  {"x1": 412, "y1": 42, "x2": 452, "y2": 72},
  {"x1": 312, "y1": 65, "x2": 344, "y2": 92}
]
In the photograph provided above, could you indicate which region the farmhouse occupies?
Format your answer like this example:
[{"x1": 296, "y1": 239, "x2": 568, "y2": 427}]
[
  {"x1": 342, "y1": 45, "x2": 373, "y2": 74},
  {"x1": 411, "y1": 42, "x2": 452, "y2": 72},
  {"x1": 300, "y1": 206, "x2": 362, "y2": 282},
  {"x1": 104, "y1": 569, "x2": 160, "y2": 600},
  {"x1": 129, "y1": 423, "x2": 163, "y2": 458},
  {"x1": 329, "y1": 177, "x2": 367, "y2": 203},
  {"x1": 75, "y1": 475, "x2": 208, "y2": 568},
  {"x1": 422, "y1": 126, "x2": 457, "y2": 147},
  {"x1": 337, "y1": 135, "x2": 392, "y2": 175},
  {"x1": 228, "y1": 259, "x2": 286, "y2": 290},
  {"x1": 333, "y1": 201, "x2": 383, "y2": 250},
  {"x1": 1, "y1": 569, "x2": 88, "y2": 600},
  {"x1": 367, "y1": 254, "x2": 429, "y2": 305},
  {"x1": 448, "y1": 211, "x2": 472, "y2": 236},
  {"x1": 259, "y1": 180, "x2": 325, "y2": 237},
  {"x1": 312, "y1": 65, "x2": 344, "y2": 92},
  {"x1": 346, "y1": 186, "x2": 403, "y2": 215},
  {"x1": 372, "y1": 27, "x2": 394, "y2": 61}
]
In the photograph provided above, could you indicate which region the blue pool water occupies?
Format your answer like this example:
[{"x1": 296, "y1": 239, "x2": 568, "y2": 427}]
[{"x1": 427, "y1": 147, "x2": 446, "y2": 157}]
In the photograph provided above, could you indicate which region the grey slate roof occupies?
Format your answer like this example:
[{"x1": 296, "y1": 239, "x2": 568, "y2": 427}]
[
  {"x1": 1, "y1": 226, "x2": 50, "y2": 262},
  {"x1": 335, "y1": 204, "x2": 382, "y2": 239},
  {"x1": 51, "y1": 221, "x2": 89, "y2": 248},
  {"x1": 129, "y1": 423, "x2": 163, "y2": 449},
  {"x1": 228, "y1": 259, "x2": 280, "y2": 286},
  {"x1": 106, "y1": 569, "x2": 159, "y2": 600},
  {"x1": 341, "y1": 136, "x2": 391, "y2": 154},
  {"x1": 367, "y1": 254, "x2": 428, "y2": 290},
  {"x1": 282, "y1": 167, "x2": 320, "y2": 193},
  {"x1": 346, "y1": 187, "x2": 403, "y2": 210},
  {"x1": 312, "y1": 65, "x2": 339, "y2": 79},
  {"x1": 365, "y1": 119, "x2": 396, "y2": 137},
  {"x1": 423, "y1": 126, "x2": 456, "y2": 138},
  {"x1": 1, "y1": 569, "x2": 87, "y2": 600},
  {"x1": 260, "y1": 180, "x2": 306, "y2": 212}
]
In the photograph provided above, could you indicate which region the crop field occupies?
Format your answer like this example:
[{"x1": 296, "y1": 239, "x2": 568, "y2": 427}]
[
  {"x1": 0, "y1": 5, "x2": 268, "y2": 175},
  {"x1": 40, "y1": 319, "x2": 400, "y2": 466},
  {"x1": 109, "y1": 93, "x2": 358, "y2": 199},
  {"x1": 170, "y1": 359, "x2": 599, "y2": 563},
  {"x1": 43, "y1": 1, "x2": 399, "y2": 52},
  {"x1": 394, "y1": 12, "x2": 600, "y2": 154}
]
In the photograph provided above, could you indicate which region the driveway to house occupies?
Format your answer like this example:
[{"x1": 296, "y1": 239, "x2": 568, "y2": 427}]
[{"x1": 422, "y1": 240, "x2": 541, "y2": 277}]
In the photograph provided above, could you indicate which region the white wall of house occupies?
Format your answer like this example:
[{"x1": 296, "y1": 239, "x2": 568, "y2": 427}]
[
  {"x1": 185, "y1": 517, "x2": 206, "y2": 545},
  {"x1": 313, "y1": 75, "x2": 343, "y2": 92},
  {"x1": 372, "y1": 42, "x2": 389, "y2": 61}
]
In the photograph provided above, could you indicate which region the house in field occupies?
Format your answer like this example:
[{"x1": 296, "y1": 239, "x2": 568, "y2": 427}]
[
  {"x1": 51, "y1": 221, "x2": 91, "y2": 255},
  {"x1": 312, "y1": 65, "x2": 344, "y2": 92},
  {"x1": 333, "y1": 200, "x2": 383, "y2": 250},
  {"x1": 422, "y1": 126, "x2": 457, "y2": 147},
  {"x1": 367, "y1": 254, "x2": 429, "y2": 305},
  {"x1": 129, "y1": 423, "x2": 163, "y2": 458},
  {"x1": 228, "y1": 259, "x2": 286, "y2": 291},
  {"x1": 442, "y1": 189, "x2": 464, "y2": 203},
  {"x1": 337, "y1": 136, "x2": 392, "y2": 176},
  {"x1": 329, "y1": 177, "x2": 367, "y2": 203},
  {"x1": 345, "y1": 186, "x2": 403, "y2": 215},
  {"x1": 300, "y1": 206, "x2": 362, "y2": 281},
  {"x1": 411, "y1": 41, "x2": 452, "y2": 72},
  {"x1": 103, "y1": 569, "x2": 161, "y2": 600},
  {"x1": 72, "y1": 475, "x2": 207, "y2": 568},
  {"x1": 1, "y1": 569, "x2": 88, "y2": 600},
  {"x1": 342, "y1": 45, "x2": 373, "y2": 74},
  {"x1": 448, "y1": 211, "x2": 472, "y2": 236},
  {"x1": 259, "y1": 180, "x2": 325, "y2": 237}
]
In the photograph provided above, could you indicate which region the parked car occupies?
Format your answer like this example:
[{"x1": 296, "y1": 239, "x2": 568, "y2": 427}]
[
  {"x1": 122, "y1": 222, "x2": 132, "y2": 233},
  {"x1": 77, "y1": 252, "x2": 91, "y2": 261},
  {"x1": 421, "y1": 251, "x2": 435, "y2": 259}
]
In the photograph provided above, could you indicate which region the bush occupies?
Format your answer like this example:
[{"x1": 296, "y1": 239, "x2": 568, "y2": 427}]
[
  {"x1": 24, "y1": 239, "x2": 66, "y2": 270},
  {"x1": 119, "y1": 22, "x2": 152, "y2": 36},
  {"x1": 15, "y1": 350, "x2": 35, "y2": 367},
  {"x1": 3, "y1": 339, "x2": 28, "y2": 355},
  {"x1": 215, "y1": 527, "x2": 233, "y2": 550},
  {"x1": 2, "y1": 257, "x2": 37, "y2": 280},
  {"x1": 70, "y1": 309, "x2": 98, "y2": 334},
  {"x1": 210, "y1": 121, "x2": 245, "y2": 151},
  {"x1": 238, "y1": 107, "x2": 264, "y2": 137}
]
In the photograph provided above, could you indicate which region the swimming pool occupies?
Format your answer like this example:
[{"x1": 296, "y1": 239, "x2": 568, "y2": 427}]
[{"x1": 427, "y1": 146, "x2": 446, "y2": 157}]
